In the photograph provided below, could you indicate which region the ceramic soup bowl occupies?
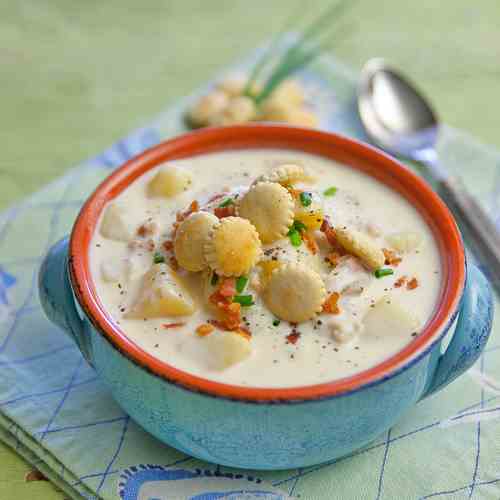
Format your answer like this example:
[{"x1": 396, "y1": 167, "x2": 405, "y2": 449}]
[{"x1": 39, "y1": 125, "x2": 493, "y2": 470}]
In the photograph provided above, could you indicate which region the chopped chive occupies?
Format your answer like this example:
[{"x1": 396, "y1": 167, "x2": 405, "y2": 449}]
[
  {"x1": 153, "y1": 252, "x2": 165, "y2": 264},
  {"x1": 210, "y1": 272, "x2": 219, "y2": 286},
  {"x1": 288, "y1": 228, "x2": 302, "y2": 247},
  {"x1": 218, "y1": 198, "x2": 234, "y2": 208},
  {"x1": 300, "y1": 192, "x2": 312, "y2": 207},
  {"x1": 323, "y1": 186, "x2": 337, "y2": 197},
  {"x1": 233, "y1": 294, "x2": 254, "y2": 307},
  {"x1": 293, "y1": 220, "x2": 307, "y2": 232},
  {"x1": 374, "y1": 268, "x2": 394, "y2": 279},
  {"x1": 273, "y1": 319, "x2": 281, "y2": 327},
  {"x1": 236, "y1": 275, "x2": 248, "y2": 293}
]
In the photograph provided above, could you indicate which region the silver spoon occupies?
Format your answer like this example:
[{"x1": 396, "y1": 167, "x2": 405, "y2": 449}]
[{"x1": 358, "y1": 58, "x2": 500, "y2": 292}]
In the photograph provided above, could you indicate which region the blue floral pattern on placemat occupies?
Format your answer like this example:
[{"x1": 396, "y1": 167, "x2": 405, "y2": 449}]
[{"x1": 118, "y1": 465, "x2": 291, "y2": 500}]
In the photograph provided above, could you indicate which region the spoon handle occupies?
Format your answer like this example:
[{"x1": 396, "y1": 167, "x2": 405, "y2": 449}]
[{"x1": 438, "y1": 175, "x2": 500, "y2": 292}]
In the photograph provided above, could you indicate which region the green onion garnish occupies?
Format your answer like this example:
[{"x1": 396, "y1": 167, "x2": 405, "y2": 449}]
[
  {"x1": 233, "y1": 294, "x2": 254, "y2": 307},
  {"x1": 300, "y1": 192, "x2": 312, "y2": 207},
  {"x1": 153, "y1": 252, "x2": 165, "y2": 264},
  {"x1": 218, "y1": 198, "x2": 234, "y2": 208},
  {"x1": 323, "y1": 186, "x2": 337, "y2": 197},
  {"x1": 288, "y1": 228, "x2": 302, "y2": 247},
  {"x1": 236, "y1": 276, "x2": 248, "y2": 293},
  {"x1": 247, "y1": 2, "x2": 356, "y2": 105},
  {"x1": 273, "y1": 319, "x2": 280, "y2": 327},
  {"x1": 210, "y1": 272, "x2": 219, "y2": 286},
  {"x1": 374, "y1": 268, "x2": 394, "y2": 279},
  {"x1": 292, "y1": 220, "x2": 307, "y2": 232}
]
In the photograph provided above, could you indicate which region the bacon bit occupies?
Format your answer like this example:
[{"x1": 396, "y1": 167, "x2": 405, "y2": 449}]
[
  {"x1": 394, "y1": 276, "x2": 408, "y2": 288},
  {"x1": 208, "y1": 279, "x2": 242, "y2": 331},
  {"x1": 163, "y1": 240, "x2": 174, "y2": 252},
  {"x1": 162, "y1": 322, "x2": 186, "y2": 329},
  {"x1": 407, "y1": 277, "x2": 419, "y2": 290},
  {"x1": 187, "y1": 200, "x2": 199, "y2": 214},
  {"x1": 168, "y1": 256, "x2": 179, "y2": 271},
  {"x1": 326, "y1": 251, "x2": 342, "y2": 267},
  {"x1": 173, "y1": 200, "x2": 200, "y2": 234},
  {"x1": 207, "y1": 307, "x2": 242, "y2": 332},
  {"x1": 238, "y1": 324, "x2": 251, "y2": 336},
  {"x1": 221, "y1": 302, "x2": 241, "y2": 330},
  {"x1": 146, "y1": 239, "x2": 155, "y2": 252},
  {"x1": 137, "y1": 221, "x2": 158, "y2": 238},
  {"x1": 209, "y1": 291, "x2": 227, "y2": 307},
  {"x1": 286, "y1": 331, "x2": 301, "y2": 345},
  {"x1": 302, "y1": 231, "x2": 319, "y2": 254},
  {"x1": 196, "y1": 323, "x2": 215, "y2": 337},
  {"x1": 219, "y1": 278, "x2": 237, "y2": 298},
  {"x1": 320, "y1": 218, "x2": 343, "y2": 250},
  {"x1": 234, "y1": 327, "x2": 251, "y2": 340},
  {"x1": 214, "y1": 204, "x2": 236, "y2": 219},
  {"x1": 286, "y1": 186, "x2": 302, "y2": 199},
  {"x1": 323, "y1": 292, "x2": 341, "y2": 314},
  {"x1": 383, "y1": 248, "x2": 402, "y2": 267},
  {"x1": 320, "y1": 219, "x2": 329, "y2": 231}
]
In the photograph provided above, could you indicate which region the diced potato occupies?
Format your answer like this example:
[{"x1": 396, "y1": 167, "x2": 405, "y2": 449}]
[
  {"x1": 217, "y1": 76, "x2": 247, "y2": 97},
  {"x1": 127, "y1": 263, "x2": 196, "y2": 318},
  {"x1": 211, "y1": 96, "x2": 257, "y2": 126},
  {"x1": 125, "y1": 252, "x2": 152, "y2": 282},
  {"x1": 294, "y1": 200, "x2": 324, "y2": 231},
  {"x1": 335, "y1": 226, "x2": 385, "y2": 270},
  {"x1": 294, "y1": 192, "x2": 323, "y2": 231},
  {"x1": 188, "y1": 90, "x2": 229, "y2": 128},
  {"x1": 100, "y1": 259, "x2": 125, "y2": 283},
  {"x1": 259, "y1": 99, "x2": 318, "y2": 128},
  {"x1": 259, "y1": 99, "x2": 291, "y2": 122},
  {"x1": 386, "y1": 231, "x2": 423, "y2": 253},
  {"x1": 147, "y1": 166, "x2": 193, "y2": 198},
  {"x1": 99, "y1": 203, "x2": 133, "y2": 242},
  {"x1": 328, "y1": 316, "x2": 364, "y2": 344},
  {"x1": 204, "y1": 330, "x2": 252, "y2": 370},
  {"x1": 270, "y1": 80, "x2": 305, "y2": 107},
  {"x1": 216, "y1": 75, "x2": 261, "y2": 98},
  {"x1": 363, "y1": 296, "x2": 420, "y2": 337}
]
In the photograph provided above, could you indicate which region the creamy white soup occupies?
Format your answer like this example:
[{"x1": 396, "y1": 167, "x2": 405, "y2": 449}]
[{"x1": 90, "y1": 150, "x2": 442, "y2": 387}]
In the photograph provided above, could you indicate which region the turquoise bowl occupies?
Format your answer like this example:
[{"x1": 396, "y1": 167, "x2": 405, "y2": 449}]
[{"x1": 38, "y1": 125, "x2": 493, "y2": 469}]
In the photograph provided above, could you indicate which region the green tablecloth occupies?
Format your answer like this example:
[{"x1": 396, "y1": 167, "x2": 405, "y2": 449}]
[{"x1": 1, "y1": 1, "x2": 499, "y2": 498}]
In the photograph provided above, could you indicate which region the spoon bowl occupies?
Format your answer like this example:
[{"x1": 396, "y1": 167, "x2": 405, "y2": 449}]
[{"x1": 358, "y1": 58, "x2": 439, "y2": 159}]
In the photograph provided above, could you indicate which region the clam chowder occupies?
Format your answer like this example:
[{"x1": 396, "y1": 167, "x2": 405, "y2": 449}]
[{"x1": 90, "y1": 150, "x2": 442, "y2": 387}]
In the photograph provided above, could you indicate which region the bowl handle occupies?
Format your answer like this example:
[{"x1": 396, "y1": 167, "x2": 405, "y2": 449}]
[
  {"x1": 38, "y1": 237, "x2": 93, "y2": 365},
  {"x1": 421, "y1": 263, "x2": 493, "y2": 399}
]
